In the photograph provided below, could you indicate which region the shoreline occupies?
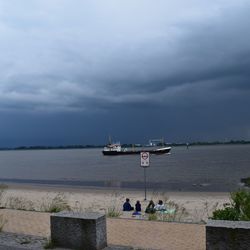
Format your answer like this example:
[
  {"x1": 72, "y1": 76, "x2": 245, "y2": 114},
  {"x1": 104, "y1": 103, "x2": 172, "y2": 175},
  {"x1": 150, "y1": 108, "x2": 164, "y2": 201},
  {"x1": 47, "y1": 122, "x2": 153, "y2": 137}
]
[
  {"x1": 2, "y1": 182, "x2": 231, "y2": 194},
  {"x1": 0, "y1": 182, "x2": 230, "y2": 195},
  {"x1": 0, "y1": 178, "x2": 240, "y2": 192}
]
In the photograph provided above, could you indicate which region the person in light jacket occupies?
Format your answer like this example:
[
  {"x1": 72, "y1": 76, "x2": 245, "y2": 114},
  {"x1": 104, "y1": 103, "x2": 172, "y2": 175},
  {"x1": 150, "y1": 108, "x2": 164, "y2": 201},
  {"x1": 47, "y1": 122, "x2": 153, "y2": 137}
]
[{"x1": 154, "y1": 200, "x2": 166, "y2": 211}]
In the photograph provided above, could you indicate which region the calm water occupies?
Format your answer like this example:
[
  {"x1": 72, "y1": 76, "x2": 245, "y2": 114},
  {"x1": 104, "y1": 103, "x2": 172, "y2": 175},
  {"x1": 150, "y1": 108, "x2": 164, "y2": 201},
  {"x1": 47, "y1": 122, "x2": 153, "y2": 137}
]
[{"x1": 0, "y1": 144, "x2": 250, "y2": 191}]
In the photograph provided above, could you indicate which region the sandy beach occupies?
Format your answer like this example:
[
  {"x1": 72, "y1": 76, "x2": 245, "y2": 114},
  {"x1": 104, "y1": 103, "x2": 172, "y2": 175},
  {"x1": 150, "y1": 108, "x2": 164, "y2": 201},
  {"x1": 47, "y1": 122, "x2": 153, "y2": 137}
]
[
  {"x1": 0, "y1": 183, "x2": 230, "y2": 223},
  {"x1": 0, "y1": 183, "x2": 232, "y2": 249}
]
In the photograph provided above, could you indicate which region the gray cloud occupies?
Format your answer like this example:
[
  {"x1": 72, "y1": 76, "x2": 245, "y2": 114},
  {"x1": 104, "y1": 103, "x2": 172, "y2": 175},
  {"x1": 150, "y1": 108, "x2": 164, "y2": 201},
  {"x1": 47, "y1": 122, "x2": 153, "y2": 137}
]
[{"x1": 0, "y1": 0, "x2": 250, "y2": 145}]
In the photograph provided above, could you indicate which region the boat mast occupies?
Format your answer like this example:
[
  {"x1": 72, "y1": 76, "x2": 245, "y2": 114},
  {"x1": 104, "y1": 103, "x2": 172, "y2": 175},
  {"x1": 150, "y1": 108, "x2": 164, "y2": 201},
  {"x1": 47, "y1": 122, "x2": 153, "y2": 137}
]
[{"x1": 108, "y1": 135, "x2": 112, "y2": 145}]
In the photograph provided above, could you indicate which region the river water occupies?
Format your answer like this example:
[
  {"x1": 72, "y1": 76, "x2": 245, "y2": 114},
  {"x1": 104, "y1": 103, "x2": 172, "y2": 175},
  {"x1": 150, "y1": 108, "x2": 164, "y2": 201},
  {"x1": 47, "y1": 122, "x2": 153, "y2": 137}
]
[{"x1": 0, "y1": 144, "x2": 249, "y2": 191}]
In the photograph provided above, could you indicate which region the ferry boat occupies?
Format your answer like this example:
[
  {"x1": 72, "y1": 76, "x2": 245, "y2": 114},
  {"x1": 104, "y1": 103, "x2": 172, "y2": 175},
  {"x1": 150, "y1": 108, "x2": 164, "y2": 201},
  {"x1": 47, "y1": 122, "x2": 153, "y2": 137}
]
[{"x1": 102, "y1": 142, "x2": 171, "y2": 156}]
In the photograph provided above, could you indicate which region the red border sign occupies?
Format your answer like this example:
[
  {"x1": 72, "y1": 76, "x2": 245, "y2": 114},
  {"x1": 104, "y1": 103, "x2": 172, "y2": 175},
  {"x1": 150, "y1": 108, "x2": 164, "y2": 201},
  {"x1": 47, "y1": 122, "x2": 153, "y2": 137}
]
[{"x1": 140, "y1": 152, "x2": 150, "y2": 167}]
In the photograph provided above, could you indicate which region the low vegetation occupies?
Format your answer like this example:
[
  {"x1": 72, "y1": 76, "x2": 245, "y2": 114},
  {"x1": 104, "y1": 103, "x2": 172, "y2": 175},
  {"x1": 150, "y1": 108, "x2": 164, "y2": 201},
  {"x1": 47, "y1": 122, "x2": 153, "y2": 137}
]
[
  {"x1": 40, "y1": 193, "x2": 70, "y2": 213},
  {"x1": 0, "y1": 186, "x2": 70, "y2": 213},
  {"x1": 0, "y1": 184, "x2": 8, "y2": 207},
  {"x1": 106, "y1": 192, "x2": 122, "y2": 218},
  {"x1": 5, "y1": 196, "x2": 35, "y2": 211},
  {"x1": 192, "y1": 201, "x2": 219, "y2": 223},
  {"x1": 163, "y1": 200, "x2": 188, "y2": 222},
  {"x1": 106, "y1": 206, "x2": 122, "y2": 218},
  {"x1": 148, "y1": 213, "x2": 158, "y2": 221},
  {"x1": 211, "y1": 189, "x2": 250, "y2": 221},
  {"x1": 149, "y1": 191, "x2": 189, "y2": 222},
  {"x1": 0, "y1": 184, "x2": 8, "y2": 232}
]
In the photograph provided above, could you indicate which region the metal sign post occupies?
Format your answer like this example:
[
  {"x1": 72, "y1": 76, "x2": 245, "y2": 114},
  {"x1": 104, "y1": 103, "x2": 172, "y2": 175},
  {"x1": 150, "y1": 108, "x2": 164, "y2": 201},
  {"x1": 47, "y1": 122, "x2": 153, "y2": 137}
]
[{"x1": 140, "y1": 152, "x2": 150, "y2": 200}]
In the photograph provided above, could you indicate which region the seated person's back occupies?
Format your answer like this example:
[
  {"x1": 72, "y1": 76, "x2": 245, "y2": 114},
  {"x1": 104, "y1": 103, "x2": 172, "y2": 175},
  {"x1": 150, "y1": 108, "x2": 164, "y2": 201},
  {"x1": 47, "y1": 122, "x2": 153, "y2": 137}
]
[
  {"x1": 154, "y1": 200, "x2": 166, "y2": 211},
  {"x1": 123, "y1": 198, "x2": 134, "y2": 211},
  {"x1": 135, "y1": 200, "x2": 141, "y2": 212},
  {"x1": 145, "y1": 200, "x2": 155, "y2": 213}
]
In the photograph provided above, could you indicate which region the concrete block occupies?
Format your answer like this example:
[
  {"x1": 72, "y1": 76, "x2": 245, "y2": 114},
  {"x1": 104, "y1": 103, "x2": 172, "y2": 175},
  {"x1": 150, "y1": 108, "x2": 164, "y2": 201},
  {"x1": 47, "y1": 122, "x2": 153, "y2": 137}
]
[
  {"x1": 51, "y1": 211, "x2": 107, "y2": 250},
  {"x1": 206, "y1": 219, "x2": 250, "y2": 250}
]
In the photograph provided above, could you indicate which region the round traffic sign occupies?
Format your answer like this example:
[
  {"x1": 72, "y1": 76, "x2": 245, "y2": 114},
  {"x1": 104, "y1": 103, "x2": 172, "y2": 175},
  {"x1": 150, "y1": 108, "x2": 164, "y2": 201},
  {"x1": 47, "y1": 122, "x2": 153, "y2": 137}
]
[{"x1": 141, "y1": 152, "x2": 149, "y2": 160}]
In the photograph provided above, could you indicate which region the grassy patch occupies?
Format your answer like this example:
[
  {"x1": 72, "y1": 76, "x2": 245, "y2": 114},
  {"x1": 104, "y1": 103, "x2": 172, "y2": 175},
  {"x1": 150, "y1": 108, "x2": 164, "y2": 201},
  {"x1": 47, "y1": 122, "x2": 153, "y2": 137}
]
[
  {"x1": 40, "y1": 193, "x2": 70, "y2": 213},
  {"x1": 105, "y1": 192, "x2": 122, "y2": 218},
  {"x1": 148, "y1": 213, "x2": 158, "y2": 221},
  {"x1": 106, "y1": 206, "x2": 122, "y2": 218},
  {"x1": 211, "y1": 189, "x2": 250, "y2": 221},
  {"x1": 0, "y1": 184, "x2": 8, "y2": 207},
  {"x1": 5, "y1": 196, "x2": 35, "y2": 211},
  {"x1": 149, "y1": 191, "x2": 189, "y2": 222}
]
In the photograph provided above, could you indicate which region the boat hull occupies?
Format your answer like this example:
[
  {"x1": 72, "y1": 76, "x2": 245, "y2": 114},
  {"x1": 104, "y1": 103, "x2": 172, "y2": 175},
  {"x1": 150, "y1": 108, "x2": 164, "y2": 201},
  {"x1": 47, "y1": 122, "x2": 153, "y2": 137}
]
[{"x1": 102, "y1": 147, "x2": 171, "y2": 156}]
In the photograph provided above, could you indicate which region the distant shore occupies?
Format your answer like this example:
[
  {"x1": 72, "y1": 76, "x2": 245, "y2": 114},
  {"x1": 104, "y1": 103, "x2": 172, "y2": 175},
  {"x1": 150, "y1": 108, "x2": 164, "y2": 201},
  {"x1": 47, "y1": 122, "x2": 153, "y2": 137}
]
[{"x1": 0, "y1": 140, "x2": 250, "y2": 151}]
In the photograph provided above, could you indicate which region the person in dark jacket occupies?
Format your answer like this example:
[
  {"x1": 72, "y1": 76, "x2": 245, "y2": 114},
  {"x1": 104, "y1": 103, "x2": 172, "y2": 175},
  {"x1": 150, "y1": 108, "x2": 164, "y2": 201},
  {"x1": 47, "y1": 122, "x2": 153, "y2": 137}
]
[
  {"x1": 135, "y1": 200, "x2": 141, "y2": 212},
  {"x1": 145, "y1": 200, "x2": 156, "y2": 214},
  {"x1": 123, "y1": 198, "x2": 134, "y2": 211}
]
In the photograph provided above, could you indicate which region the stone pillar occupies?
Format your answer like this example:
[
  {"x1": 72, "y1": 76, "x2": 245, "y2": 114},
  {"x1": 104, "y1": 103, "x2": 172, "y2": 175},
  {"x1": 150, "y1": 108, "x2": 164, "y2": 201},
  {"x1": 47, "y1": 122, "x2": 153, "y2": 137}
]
[
  {"x1": 51, "y1": 211, "x2": 107, "y2": 250},
  {"x1": 206, "y1": 219, "x2": 250, "y2": 250}
]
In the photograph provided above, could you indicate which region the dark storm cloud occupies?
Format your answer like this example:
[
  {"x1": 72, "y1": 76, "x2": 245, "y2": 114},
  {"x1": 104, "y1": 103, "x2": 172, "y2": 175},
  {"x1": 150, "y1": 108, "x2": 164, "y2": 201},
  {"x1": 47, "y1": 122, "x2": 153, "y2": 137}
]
[{"x1": 0, "y1": 0, "x2": 250, "y2": 145}]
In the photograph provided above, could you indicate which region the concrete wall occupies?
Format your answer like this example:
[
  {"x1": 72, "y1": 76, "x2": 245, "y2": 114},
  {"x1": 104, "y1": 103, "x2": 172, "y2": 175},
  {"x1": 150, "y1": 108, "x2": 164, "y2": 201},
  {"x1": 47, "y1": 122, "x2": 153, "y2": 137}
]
[
  {"x1": 206, "y1": 219, "x2": 250, "y2": 250},
  {"x1": 51, "y1": 211, "x2": 107, "y2": 250}
]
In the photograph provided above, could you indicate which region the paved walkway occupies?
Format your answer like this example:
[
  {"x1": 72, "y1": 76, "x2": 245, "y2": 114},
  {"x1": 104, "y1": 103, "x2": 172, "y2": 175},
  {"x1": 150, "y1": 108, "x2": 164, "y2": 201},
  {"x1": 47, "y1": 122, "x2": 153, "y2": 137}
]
[{"x1": 1, "y1": 209, "x2": 205, "y2": 250}]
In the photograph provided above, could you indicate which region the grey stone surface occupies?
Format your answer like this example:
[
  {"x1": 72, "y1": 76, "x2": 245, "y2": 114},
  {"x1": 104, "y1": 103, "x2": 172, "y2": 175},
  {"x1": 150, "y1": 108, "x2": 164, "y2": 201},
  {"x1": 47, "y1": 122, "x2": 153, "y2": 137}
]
[
  {"x1": 206, "y1": 219, "x2": 250, "y2": 250},
  {"x1": 0, "y1": 246, "x2": 27, "y2": 250},
  {"x1": 0, "y1": 232, "x2": 131, "y2": 250},
  {"x1": 104, "y1": 246, "x2": 133, "y2": 250},
  {"x1": 0, "y1": 232, "x2": 70, "y2": 250},
  {"x1": 51, "y1": 211, "x2": 107, "y2": 250},
  {"x1": 0, "y1": 232, "x2": 46, "y2": 249},
  {"x1": 53, "y1": 211, "x2": 103, "y2": 220},
  {"x1": 207, "y1": 219, "x2": 250, "y2": 229}
]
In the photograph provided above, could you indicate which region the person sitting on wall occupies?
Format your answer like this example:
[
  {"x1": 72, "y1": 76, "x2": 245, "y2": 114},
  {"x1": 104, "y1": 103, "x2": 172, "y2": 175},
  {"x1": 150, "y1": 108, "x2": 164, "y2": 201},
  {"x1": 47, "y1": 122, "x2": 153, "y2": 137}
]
[
  {"x1": 154, "y1": 200, "x2": 166, "y2": 211},
  {"x1": 145, "y1": 200, "x2": 156, "y2": 214},
  {"x1": 123, "y1": 198, "x2": 134, "y2": 211}
]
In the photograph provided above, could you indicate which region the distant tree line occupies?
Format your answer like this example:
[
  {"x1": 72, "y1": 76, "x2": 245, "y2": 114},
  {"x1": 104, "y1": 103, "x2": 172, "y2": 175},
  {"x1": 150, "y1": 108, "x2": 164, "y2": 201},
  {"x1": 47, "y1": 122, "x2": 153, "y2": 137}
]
[
  {"x1": 181, "y1": 140, "x2": 250, "y2": 146},
  {"x1": 0, "y1": 145, "x2": 103, "y2": 151},
  {"x1": 0, "y1": 140, "x2": 249, "y2": 151}
]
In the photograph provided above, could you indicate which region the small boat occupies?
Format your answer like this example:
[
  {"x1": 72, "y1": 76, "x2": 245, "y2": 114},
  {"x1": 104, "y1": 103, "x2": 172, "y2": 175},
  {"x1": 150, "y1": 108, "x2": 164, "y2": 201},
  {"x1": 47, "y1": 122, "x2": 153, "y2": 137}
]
[{"x1": 102, "y1": 142, "x2": 171, "y2": 156}]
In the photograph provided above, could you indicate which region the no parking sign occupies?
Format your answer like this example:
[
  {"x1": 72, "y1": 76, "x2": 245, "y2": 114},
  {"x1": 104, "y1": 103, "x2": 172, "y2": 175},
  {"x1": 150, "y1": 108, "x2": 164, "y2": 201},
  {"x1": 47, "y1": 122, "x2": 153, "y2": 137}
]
[{"x1": 140, "y1": 152, "x2": 150, "y2": 167}]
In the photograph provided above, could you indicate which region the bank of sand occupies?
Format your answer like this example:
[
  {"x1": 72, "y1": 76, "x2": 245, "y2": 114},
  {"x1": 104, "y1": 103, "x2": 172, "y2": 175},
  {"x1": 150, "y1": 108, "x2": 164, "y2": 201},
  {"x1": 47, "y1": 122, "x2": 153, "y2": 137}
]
[{"x1": 1, "y1": 183, "x2": 230, "y2": 222}]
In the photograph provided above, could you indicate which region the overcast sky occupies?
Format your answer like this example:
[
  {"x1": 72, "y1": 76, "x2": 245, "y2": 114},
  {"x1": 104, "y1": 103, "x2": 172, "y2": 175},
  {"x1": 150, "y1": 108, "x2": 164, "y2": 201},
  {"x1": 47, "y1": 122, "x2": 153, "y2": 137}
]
[{"x1": 0, "y1": 0, "x2": 250, "y2": 146}]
